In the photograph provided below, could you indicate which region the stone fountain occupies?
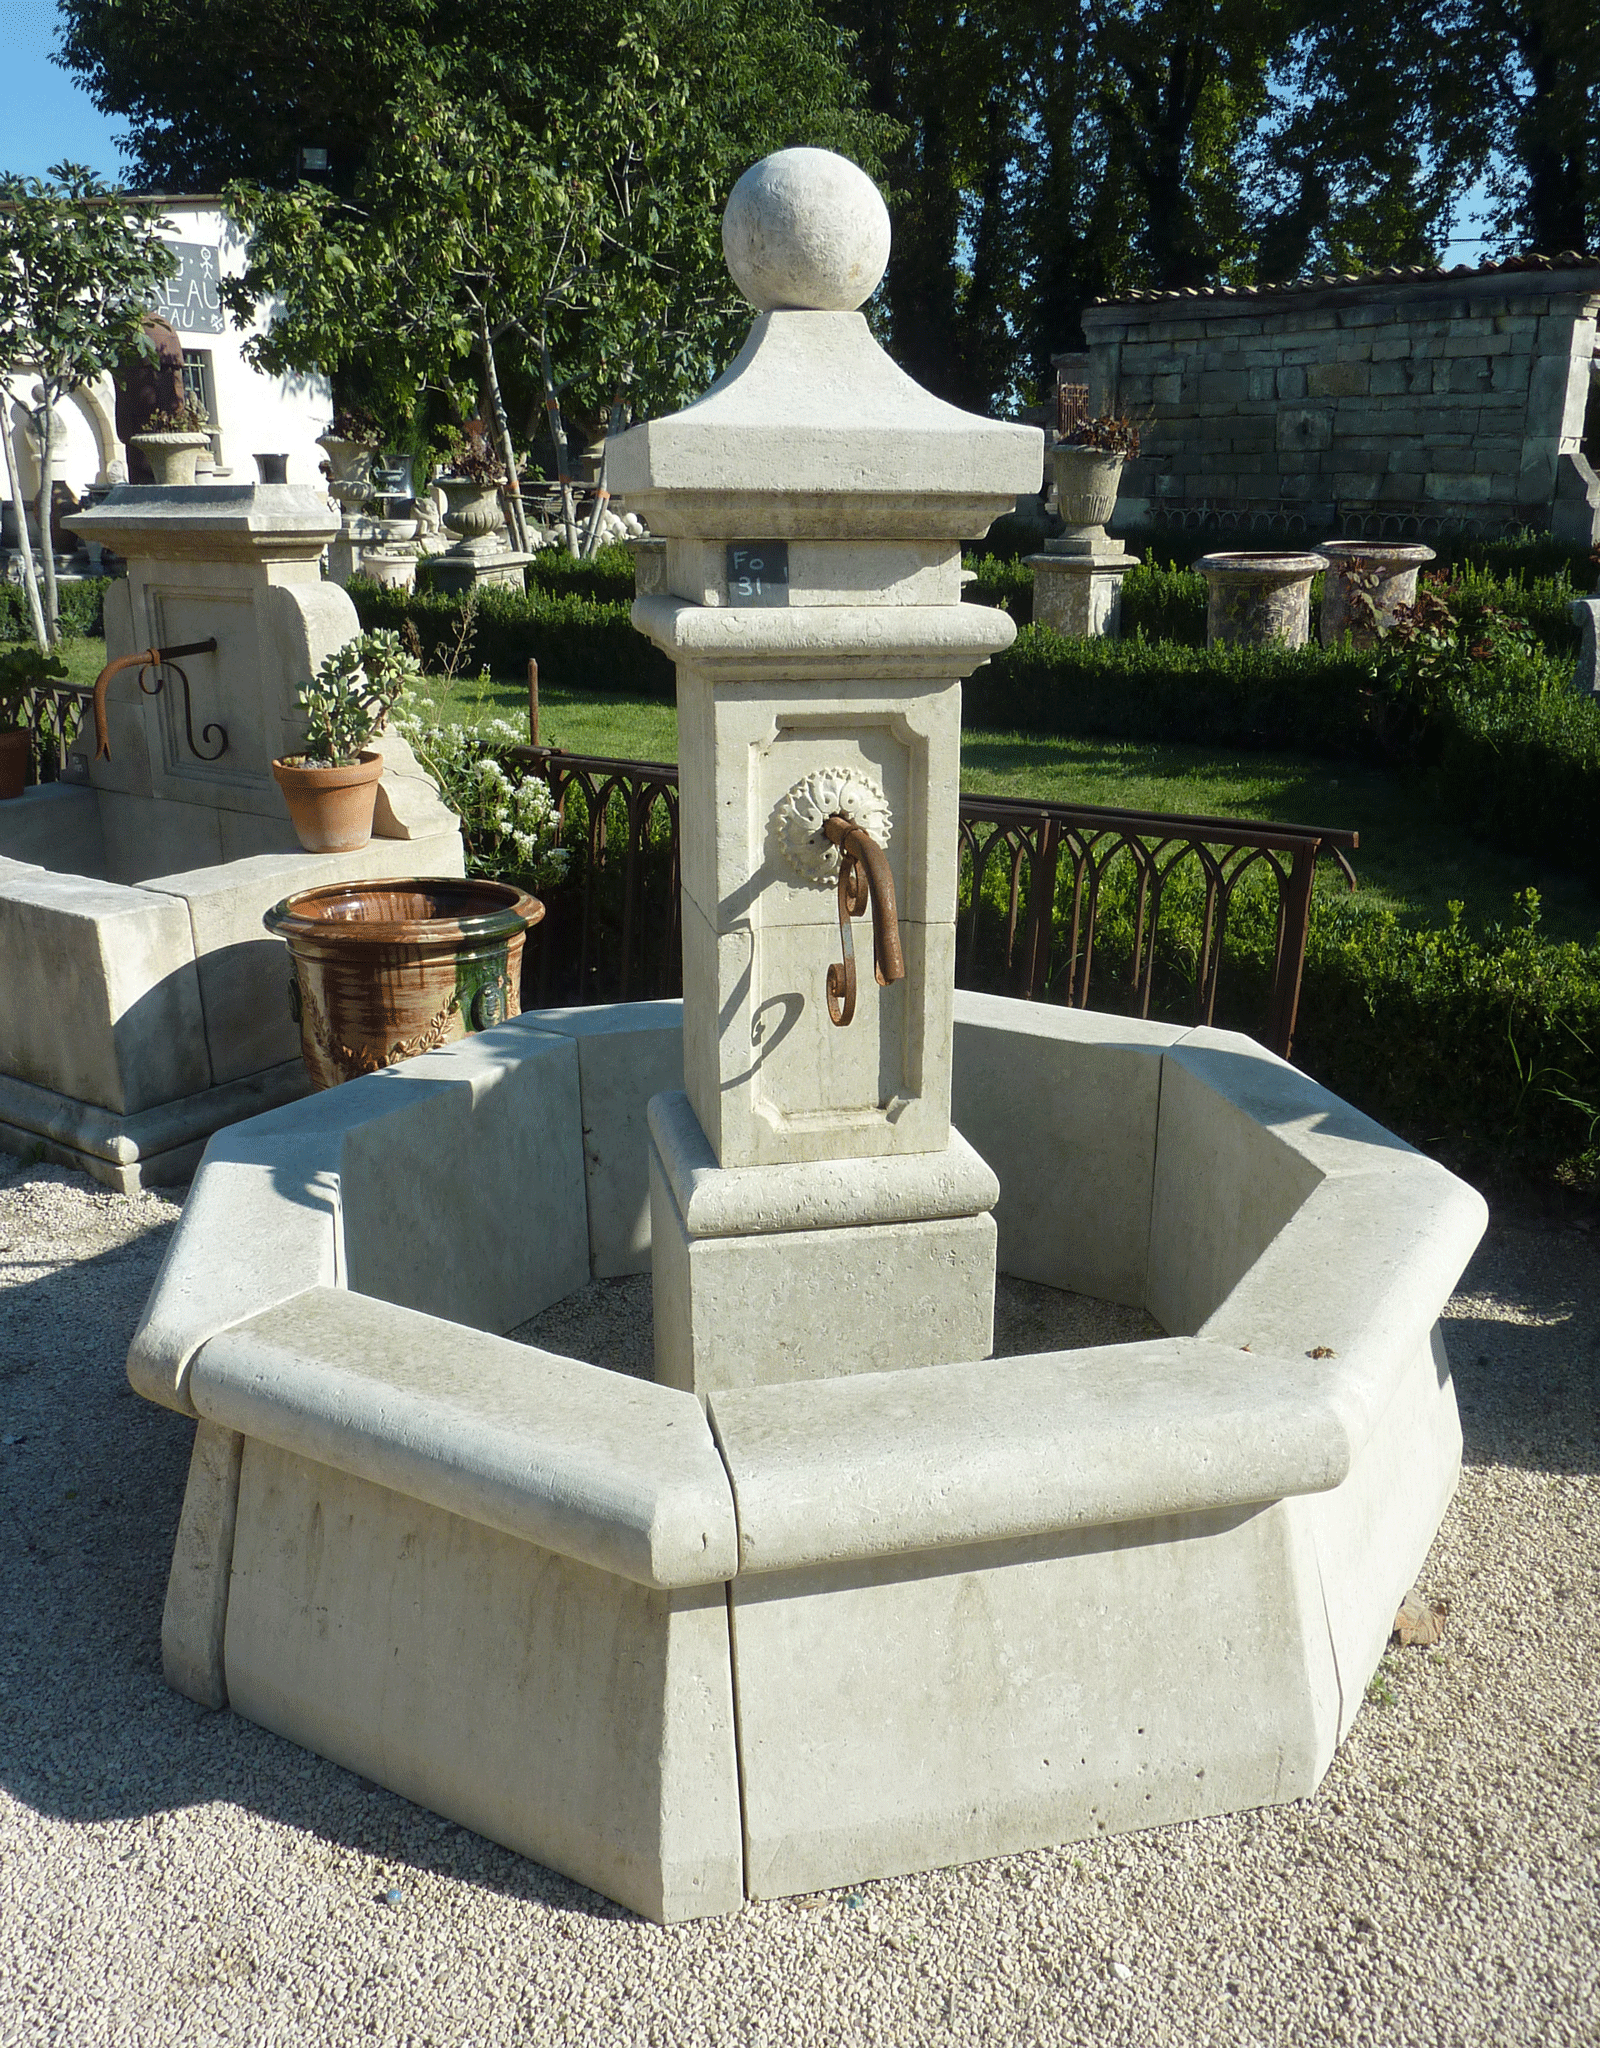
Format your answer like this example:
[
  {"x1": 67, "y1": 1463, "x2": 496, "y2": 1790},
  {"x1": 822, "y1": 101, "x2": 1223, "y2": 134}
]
[
  {"x1": 0, "y1": 483, "x2": 463, "y2": 1187},
  {"x1": 125, "y1": 153, "x2": 1486, "y2": 1924}
]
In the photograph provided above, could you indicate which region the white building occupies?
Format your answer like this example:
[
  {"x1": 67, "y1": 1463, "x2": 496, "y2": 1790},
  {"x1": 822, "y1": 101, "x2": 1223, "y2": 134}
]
[{"x1": 3, "y1": 196, "x2": 331, "y2": 532}]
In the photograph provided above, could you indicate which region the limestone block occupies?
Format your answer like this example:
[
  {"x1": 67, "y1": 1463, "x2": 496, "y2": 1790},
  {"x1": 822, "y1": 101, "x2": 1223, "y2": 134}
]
[
  {"x1": 1276, "y1": 409, "x2": 1332, "y2": 453},
  {"x1": 673, "y1": 660, "x2": 964, "y2": 931},
  {"x1": 126, "y1": 1134, "x2": 343, "y2": 1414},
  {"x1": 727, "y1": 1501, "x2": 1337, "y2": 1901},
  {"x1": 680, "y1": 895, "x2": 955, "y2": 1168},
  {"x1": 650, "y1": 1086, "x2": 997, "y2": 1238},
  {"x1": 708, "y1": 1339, "x2": 1350, "y2": 1575},
  {"x1": 334, "y1": 1022, "x2": 589, "y2": 1336},
  {"x1": 0, "y1": 783, "x2": 106, "y2": 876},
  {"x1": 650, "y1": 1128, "x2": 996, "y2": 1397},
  {"x1": 0, "y1": 863, "x2": 209, "y2": 1114},
  {"x1": 98, "y1": 787, "x2": 227, "y2": 884},
  {"x1": 950, "y1": 991, "x2": 1171, "y2": 1305},
  {"x1": 0, "y1": 1057, "x2": 307, "y2": 1194},
  {"x1": 368, "y1": 727, "x2": 462, "y2": 842},
  {"x1": 1195, "y1": 1166, "x2": 1487, "y2": 1455},
  {"x1": 665, "y1": 536, "x2": 960, "y2": 610},
  {"x1": 191, "y1": 1287, "x2": 738, "y2": 1588},
  {"x1": 1284, "y1": 1321, "x2": 1461, "y2": 1744},
  {"x1": 1146, "y1": 1037, "x2": 1328, "y2": 1338},
  {"x1": 161, "y1": 1420, "x2": 244, "y2": 1709},
  {"x1": 524, "y1": 999, "x2": 686, "y2": 1276},
  {"x1": 223, "y1": 1440, "x2": 744, "y2": 1922}
]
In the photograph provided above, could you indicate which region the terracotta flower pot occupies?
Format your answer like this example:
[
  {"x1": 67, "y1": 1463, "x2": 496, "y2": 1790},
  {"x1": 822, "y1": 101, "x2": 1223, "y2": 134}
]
[
  {"x1": 128, "y1": 431, "x2": 211, "y2": 487},
  {"x1": 271, "y1": 751, "x2": 384, "y2": 853},
  {"x1": 0, "y1": 727, "x2": 29, "y2": 801},
  {"x1": 263, "y1": 876, "x2": 545, "y2": 1090}
]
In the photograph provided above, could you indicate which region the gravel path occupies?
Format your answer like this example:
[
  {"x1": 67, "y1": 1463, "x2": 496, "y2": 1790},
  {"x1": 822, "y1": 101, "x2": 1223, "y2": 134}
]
[{"x1": 0, "y1": 1156, "x2": 1595, "y2": 2047}]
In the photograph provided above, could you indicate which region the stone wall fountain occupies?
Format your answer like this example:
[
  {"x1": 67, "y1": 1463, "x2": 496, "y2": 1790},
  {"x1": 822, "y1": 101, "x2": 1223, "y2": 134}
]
[
  {"x1": 125, "y1": 153, "x2": 1487, "y2": 1923},
  {"x1": 0, "y1": 482, "x2": 463, "y2": 1186}
]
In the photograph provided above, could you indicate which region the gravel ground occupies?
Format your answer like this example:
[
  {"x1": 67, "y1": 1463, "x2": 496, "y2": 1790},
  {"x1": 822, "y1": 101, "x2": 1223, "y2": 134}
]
[{"x1": 0, "y1": 1154, "x2": 1595, "y2": 2047}]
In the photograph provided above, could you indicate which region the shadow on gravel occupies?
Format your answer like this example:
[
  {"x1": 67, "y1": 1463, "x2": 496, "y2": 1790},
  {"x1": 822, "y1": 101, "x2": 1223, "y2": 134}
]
[{"x1": 1444, "y1": 1226, "x2": 1600, "y2": 1478}]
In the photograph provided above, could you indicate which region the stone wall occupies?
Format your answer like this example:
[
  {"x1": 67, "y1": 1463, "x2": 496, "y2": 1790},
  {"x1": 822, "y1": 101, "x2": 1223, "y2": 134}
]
[{"x1": 1080, "y1": 262, "x2": 1600, "y2": 546}]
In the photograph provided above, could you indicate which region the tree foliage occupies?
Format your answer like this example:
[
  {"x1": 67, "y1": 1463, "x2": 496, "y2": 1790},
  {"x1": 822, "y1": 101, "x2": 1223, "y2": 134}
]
[
  {"x1": 55, "y1": 0, "x2": 1596, "y2": 425},
  {"x1": 0, "y1": 163, "x2": 175, "y2": 644}
]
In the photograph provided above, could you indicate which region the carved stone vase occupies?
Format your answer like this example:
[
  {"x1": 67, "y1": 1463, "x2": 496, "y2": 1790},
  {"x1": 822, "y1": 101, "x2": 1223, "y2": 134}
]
[
  {"x1": 128, "y1": 432, "x2": 211, "y2": 488},
  {"x1": 1047, "y1": 444, "x2": 1125, "y2": 554},
  {"x1": 1197, "y1": 551, "x2": 1329, "y2": 649}
]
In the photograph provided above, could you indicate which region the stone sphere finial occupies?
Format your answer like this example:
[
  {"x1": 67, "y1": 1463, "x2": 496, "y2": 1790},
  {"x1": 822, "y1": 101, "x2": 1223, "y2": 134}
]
[{"x1": 722, "y1": 149, "x2": 891, "y2": 312}]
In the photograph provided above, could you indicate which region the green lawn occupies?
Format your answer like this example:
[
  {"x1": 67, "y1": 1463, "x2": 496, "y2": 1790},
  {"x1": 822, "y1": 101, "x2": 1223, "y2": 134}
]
[{"x1": 52, "y1": 635, "x2": 1600, "y2": 944}]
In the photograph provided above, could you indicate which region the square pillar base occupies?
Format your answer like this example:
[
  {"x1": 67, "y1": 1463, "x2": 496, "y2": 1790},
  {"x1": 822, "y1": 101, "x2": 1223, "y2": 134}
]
[
  {"x1": 1027, "y1": 549, "x2": 1134, "y2": 639},
  {"x1": 648, "y1": 1090, "x2": 998, "y2": 1399}
]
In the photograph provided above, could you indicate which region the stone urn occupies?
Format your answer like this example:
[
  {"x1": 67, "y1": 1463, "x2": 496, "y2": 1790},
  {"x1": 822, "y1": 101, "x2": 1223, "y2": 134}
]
[
  {"x1": 1047, "y1": 444, "x2": 1125, "y2": 554},
  {"x1": 128, "y1": 432, "x2": 211, "y2": 488},
  {"x1": 439, "y1": 478, "x2": 506, "y2": 547},
  {"x1": 1197, "y1": 551, "x2": 1329, "y2": 649},
  {"x1": 317, "y1": 434, "x2": 375, "y2": 489},
  {"x1": 1317, "y1": 541, "x2": 1436, "y2": 647},
  {"x1": 361, "y1": 546, "x2": 418, "y2": 592},
  {"x1": 263, "y1": 876, "x2": 545, "y2": 1090}
]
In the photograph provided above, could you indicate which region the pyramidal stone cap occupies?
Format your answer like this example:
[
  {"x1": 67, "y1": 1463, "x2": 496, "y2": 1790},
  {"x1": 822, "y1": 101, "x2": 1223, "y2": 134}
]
[{"x1": 608, "y1": 149, "x2": 1041, "y2": 539}]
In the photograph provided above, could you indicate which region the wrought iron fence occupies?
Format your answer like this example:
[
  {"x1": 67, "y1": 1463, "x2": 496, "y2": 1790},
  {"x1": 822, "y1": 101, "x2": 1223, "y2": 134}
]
[
  {"x1": 510, "y1": 745, "x2": 1357, "y2": 1058},
  {"x1": 14, "y1": 681, "x2": 91, "y2": 782}
]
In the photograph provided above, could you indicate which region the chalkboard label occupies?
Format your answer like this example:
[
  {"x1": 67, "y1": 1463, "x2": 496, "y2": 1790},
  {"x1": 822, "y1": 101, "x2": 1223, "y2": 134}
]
[{"x1": 727, "y1": 542, "x2": 790, "y2": 607}]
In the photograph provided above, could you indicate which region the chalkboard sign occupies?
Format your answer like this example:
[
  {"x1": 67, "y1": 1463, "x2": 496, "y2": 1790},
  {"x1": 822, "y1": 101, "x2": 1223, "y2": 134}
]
[
  {"x1": 726, "y1": 542, "x2": 789, "y2": 607},
  {"x1": 152, "y1": 242, "x2": 226, "y2": 336}
]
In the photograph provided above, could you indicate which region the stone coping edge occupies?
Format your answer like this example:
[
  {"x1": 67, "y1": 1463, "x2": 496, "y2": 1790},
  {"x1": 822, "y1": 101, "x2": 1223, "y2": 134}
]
[
  {"x1": 631, "y1": 594, "x2": 1016, "y2": 669},
  {"x1": 707, "y1": 1336, "x2": 1353, "y2": 1574},
  {"x1": 0, "y1": 1060, "x2": 308, "y2": 1166},
  {"x1": 191, "y1": 1286, "x2": 738, "y2": 1590},
  {"x1": 648, "y1": 1090, "x2": 999, "y2": 1238}
]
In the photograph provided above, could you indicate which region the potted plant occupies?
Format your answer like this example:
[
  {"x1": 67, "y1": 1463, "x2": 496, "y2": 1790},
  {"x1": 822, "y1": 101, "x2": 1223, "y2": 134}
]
[
  {"x1": 271, "y1": 628, "x2": 420, "y2": 851},
  {"x1": 1048, "y1": 409, "x2": 1143, "y2": 554},
  {"x1": 317, "y1": 405, "x2": 382, "y2": 493},
  {"x1": 129, "y1": 395, "x2": 212, "y2": 487},
  {"x1": 0, "y1": 645, "x2": 67, "y2": 800},
  {"x1": 436, "y1": 420, "x2": 509, "y2": 545}
]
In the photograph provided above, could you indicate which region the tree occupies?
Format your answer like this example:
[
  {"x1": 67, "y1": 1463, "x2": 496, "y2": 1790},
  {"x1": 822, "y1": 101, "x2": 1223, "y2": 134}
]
[
  {"x1": 222, "y1": 3, "x2": 889, "y2": 551},
  {"x1": 0, "y1": 164, "x2": 175, "y2": 645}
]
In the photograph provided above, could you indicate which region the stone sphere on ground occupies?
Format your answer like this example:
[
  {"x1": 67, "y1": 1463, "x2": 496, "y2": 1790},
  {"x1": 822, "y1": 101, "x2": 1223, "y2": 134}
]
[{"x1": 722, "y1": 149, "x2": 891, "y2": 312}]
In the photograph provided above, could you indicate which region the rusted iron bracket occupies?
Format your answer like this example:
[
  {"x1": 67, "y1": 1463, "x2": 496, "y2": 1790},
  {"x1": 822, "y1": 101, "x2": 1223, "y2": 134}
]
[
  {"x1": 91, "y1": 638, "x2": 222, "y2": 764},
  {"x1": 822, "y1": 812, "x2": 905, "y2": 1027}
]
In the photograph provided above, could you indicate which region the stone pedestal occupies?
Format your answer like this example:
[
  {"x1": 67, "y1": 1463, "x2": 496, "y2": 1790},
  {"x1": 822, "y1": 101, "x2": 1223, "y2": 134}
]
[
  {"x1": 427, "y1": 545, "x2": 533, "y2": 597},
  {"x1": 611, "y1": 148, "x2": 1041, "y2": 1394},
  {"x1": 1027, "y1": 546, "x2": 1134, "y2": 638}
]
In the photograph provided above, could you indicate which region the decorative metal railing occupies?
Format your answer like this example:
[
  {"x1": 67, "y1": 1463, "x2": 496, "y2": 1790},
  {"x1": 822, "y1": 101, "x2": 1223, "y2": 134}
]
[{"x1": 509, "y1": 746, "x2": 1358, "y2": 1058}]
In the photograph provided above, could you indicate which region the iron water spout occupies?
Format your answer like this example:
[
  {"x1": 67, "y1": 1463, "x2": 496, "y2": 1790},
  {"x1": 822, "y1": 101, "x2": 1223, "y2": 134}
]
[
  {"x1": 90, "y1": 639, "x2": 221, "y2": 763},
  {"x1": 821, "y1": 811, "x2": 905, "y2": 1026}
]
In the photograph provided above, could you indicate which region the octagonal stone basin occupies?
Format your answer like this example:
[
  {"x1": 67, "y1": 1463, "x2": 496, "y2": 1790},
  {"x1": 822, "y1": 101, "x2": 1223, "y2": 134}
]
[{"x1": 129, "y1": 992, "x2": 1485, "y2": 1924}]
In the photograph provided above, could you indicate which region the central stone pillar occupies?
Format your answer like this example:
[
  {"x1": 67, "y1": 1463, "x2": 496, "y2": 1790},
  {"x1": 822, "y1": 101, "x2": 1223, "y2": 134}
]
[{"x1": 611, "y1": 149, "x2": 1042, "y2": 1397}]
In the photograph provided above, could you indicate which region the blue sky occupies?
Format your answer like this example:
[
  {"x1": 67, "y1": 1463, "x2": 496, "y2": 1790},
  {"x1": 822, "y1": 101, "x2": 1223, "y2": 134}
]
[{"x1": 0, "y1": 0, "x2": 127, "y2": 183}]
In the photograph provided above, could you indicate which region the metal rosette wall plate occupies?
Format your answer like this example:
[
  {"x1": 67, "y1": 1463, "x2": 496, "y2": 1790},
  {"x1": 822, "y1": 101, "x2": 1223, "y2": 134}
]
[{"x1": 773, "y1": 767, "x2": 893, "y2": 887}]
